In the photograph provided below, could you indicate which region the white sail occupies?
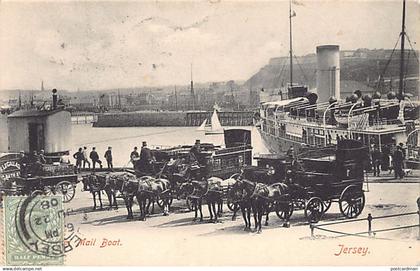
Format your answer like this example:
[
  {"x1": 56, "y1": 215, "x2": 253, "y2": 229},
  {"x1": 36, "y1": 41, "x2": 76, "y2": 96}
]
[
  {"x1": 197, "y1": 119, "x2": 207, "y2": 131},
  {"x1": 206, "y1": 110, "x2": 224, "y2": 134},
  {"x1": 211, "y1": 110, "x2": 223, "y2": 131}
]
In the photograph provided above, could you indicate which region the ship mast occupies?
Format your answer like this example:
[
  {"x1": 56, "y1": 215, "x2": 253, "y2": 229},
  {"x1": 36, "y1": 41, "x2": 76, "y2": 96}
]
[
  {"x1": 289, "y1": 0, "x2": 293, "y2": 87},
  {"x1": 190, "y1": 63, "x2": 195, "y2": 110},
  {"x1": 398, "y1": 0, "x2": 406, "y2": 102}
]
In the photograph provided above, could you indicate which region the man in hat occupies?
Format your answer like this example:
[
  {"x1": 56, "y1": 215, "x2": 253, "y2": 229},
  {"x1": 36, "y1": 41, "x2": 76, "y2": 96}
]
[
  {"x1": 104, "y1": 146, "x2": 113, "y2": 170},
  {"x1": 19, "y1": 150, "x2": 29, "y2": 177},
  {"x1": 89, "y1": 147, "x2": 103, "y2": 171},
  {"x1": 371, "y1": 145, "x2": 382, "y2": 177},
  {"x1": 189, "y1": 139, "x2": 201, "y2": 163},
  {"x1": 392, "y1": 145, "x2": 404, "y2": 179},
  {"x1": 82, "y1": 146, "x2": 90, "y2": 169},
  {"x1": 139, "y1": 141, "x2": 153, "y2": 173}
]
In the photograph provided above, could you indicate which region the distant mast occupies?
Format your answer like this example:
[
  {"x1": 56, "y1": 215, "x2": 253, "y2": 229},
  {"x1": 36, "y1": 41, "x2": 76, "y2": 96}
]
[
  {"x1": 398, "y1": 0, "x2": 406, "y2": 102},
  {"x1": 190, "y1": 63, "x2": 195, "y2": 110},
  {"x1": 289, "y1": 0, "x2": 294, "y2": 87},
  {"x1": 41, "y1": 80, "x2": 44, "y2": 92}
]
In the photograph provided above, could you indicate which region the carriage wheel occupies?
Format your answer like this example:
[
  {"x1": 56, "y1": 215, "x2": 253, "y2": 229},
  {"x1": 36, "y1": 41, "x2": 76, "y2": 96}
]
[
  {"x1": 43, "y1": 185, "x2": 56, "y2": 196},
  {"x1": 339, "y1": 185, "x2": 365, "y2": 219},
  {"x1": 323, "y1": 200, "x2": 332, "y2": 213},
  {"x1": 227, "y1": 201, "x2": 237, "y2": 212},
  {"x1": 55, "y1": 181, "x2": 76, "y2": 203},
  {"x1": 31, "y1": 190, "x2": 44, "y2": 197},
  {"x1": 304, "y1": 197, "x2": 324, "y2": 223},
  {"x1": 275, "y1": 201, "x2": 294, "y2": 220},
  {"x1": 186, "y1": 198, "x2": 195, "y2": 211}
]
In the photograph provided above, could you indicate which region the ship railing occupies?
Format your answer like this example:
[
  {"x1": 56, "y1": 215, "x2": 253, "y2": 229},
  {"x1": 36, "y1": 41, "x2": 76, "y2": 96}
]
[
  {"x1": 286, "y1": 115, "x2": 323, "y2": 126},
  {"x1": 368, "y1": 118, "x2": 402, "y2": 130}
]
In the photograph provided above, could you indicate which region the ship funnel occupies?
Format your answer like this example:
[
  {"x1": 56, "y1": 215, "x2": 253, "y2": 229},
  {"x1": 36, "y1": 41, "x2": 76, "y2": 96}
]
[{"x1": 316, "y1": 45, "x2": 340, "y2": 103}]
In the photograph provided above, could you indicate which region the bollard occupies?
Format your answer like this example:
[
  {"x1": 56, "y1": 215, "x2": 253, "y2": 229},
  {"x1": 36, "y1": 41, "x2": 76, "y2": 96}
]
[
  {"x1": 367, "y1": 213, "x2": 373, "y2": 237},
  {"x1": 417, "y1": 197, "x2": 420, "y2": 240}
]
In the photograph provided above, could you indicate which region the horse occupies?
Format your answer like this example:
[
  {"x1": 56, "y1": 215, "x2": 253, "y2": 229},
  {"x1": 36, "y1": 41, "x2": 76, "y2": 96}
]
[
  {"x1": 82, "y1": 173, "x2": 118, "y2": 210},
  {"x1": 236, "y1": 179, "x2": 288, "y2": 233},
  {"x1": 98, "y1": 171, "x2": 142, "y2": 219},
  {"x1": 228, "y1": 179, "x2": 254, "y2": 231},
  {"x1": 250, "y1": 182, "x2": 288, "y2": 233},
  {"x1": 179, "y1": 177, "x2": 223, "y2": 223},
  {"x1": 120, "y1": 175, "x2": 172, "y2": 220},
  {"x1": 137, "y1": 176, "x2": 172, "y2": 219}
]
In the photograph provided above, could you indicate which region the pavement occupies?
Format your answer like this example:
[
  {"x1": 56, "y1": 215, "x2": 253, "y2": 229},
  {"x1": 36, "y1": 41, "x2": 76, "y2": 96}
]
[
  {"x1": 61, "y1": 180, "x2": 420, "y2": 266},
  {"x1": 366, "y1": 169, "x2": 420, "y2": 183}
]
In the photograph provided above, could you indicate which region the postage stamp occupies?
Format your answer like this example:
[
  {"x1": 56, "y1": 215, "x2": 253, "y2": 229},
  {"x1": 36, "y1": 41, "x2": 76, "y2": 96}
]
[{"x1": 3, "y1": 196, "x2": 64, "y2": 266}]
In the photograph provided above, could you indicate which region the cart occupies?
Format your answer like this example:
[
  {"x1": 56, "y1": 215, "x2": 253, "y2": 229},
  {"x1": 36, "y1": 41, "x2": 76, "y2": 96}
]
[{"x1": 275, "y1": 139, "x2": 369, "y2": 223}]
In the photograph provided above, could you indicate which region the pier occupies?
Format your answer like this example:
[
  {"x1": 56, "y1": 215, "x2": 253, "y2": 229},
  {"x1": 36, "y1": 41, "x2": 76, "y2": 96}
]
[
  {"x1": 185, "y1": 111, "x2": 254, "y2": 126},
  {"x1": 71, "y1": 113, "x2": 98, "y2": 124},
  {"x1": 93, "y1": 111, "x2": 254, "y2": 127}
]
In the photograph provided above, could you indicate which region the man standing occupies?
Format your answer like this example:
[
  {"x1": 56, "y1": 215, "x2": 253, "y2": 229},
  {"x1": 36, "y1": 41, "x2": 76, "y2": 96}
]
[
  {"x1": 82, "y1": 146, "x2": 90, "y2": 169},
  {"x1": 89, "y1": 147, "x2": 102, "y2": 170},
  {"x1": 73, "y1": 148, "x2": 84, "y2": 173},
  {"x1": 139, "y1": 142, "x2": 153, "y2": 173},
  {"x1": 130, "y1": 146, "x2": 140, "y2": 168},
  {"x1": 104, "y1": 146, "x2": 113, "y2": 170},
  {"x1": 392, "y1": 146, "x2": 404, "y2": 179},
  {"x1": 19, "y1": 151, "x2": 29, "y2": 177},
  {"x1": 371, "y1": 145, "x2": 382, "y2": 177}
]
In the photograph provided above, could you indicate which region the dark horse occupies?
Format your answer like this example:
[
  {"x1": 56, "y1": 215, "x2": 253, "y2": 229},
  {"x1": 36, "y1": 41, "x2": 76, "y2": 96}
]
[
  {"x1": 236, "y1": 179, "x2": 288, "y2": 233},
  {"x1": 229, "y1": 179, "x2": 253, "y2": 231},
  {"x1": 180, "y1": 177, "x2": 223, "y2": 223},
  {"x1": 121, "y1": 175, "x2": 172, "y2": 220},
  {"x1": 82, "y1": 173, "x2": 119, "y2": 210}
]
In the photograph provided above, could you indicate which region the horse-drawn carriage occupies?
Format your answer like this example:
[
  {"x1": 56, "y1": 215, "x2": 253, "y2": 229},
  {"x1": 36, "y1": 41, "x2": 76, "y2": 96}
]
[
  {"x1": 80, "y1": 129, "x2": 253, "y2": 220},
  {"x1": 137, "y1": 129, "x2": 253, "y2": 208},
  {"x1": 0, "y1": 153, "x2": 78, "y2": 203},
  {"x1": 277, "y1": 139, "x2": 369, "y2": 223},
  {"x1": 223, "y1": 139, "x2": 368, "y2": 232}
]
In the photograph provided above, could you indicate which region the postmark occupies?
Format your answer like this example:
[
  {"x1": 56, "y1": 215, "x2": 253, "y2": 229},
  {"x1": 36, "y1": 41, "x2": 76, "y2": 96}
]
[{"x1": 4, "y1": 195, "x2": 64, "y2": 266}]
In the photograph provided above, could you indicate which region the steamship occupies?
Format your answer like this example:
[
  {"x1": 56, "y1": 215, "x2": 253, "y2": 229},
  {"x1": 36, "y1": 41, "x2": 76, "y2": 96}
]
[{"x1": 255, "y1": 0, "x2": 419, "y2": 155}]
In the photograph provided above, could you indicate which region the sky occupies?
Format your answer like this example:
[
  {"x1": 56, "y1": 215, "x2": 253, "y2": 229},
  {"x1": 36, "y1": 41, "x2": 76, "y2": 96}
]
[{"x1": 0, "y1": 0, "x2": 419, "y2": 91}]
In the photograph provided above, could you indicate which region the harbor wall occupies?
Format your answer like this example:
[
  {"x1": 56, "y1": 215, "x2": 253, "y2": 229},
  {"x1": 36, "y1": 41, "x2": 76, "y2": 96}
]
[{"x1": 94, "y1": 111, "x2": 254, "y2": 127}]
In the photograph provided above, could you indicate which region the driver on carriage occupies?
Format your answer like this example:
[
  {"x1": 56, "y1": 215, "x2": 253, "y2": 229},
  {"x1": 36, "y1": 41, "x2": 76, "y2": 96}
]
[
  {"x1": 189, "y1": 139, "x2": 206, "y2": 180},
  {"x1": 136, "y1": 141, "x2": 155, "y2": 174}
]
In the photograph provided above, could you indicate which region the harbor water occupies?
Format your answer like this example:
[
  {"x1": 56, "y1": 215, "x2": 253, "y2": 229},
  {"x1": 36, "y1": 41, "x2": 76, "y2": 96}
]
[{"x1": 69, "y1": 125, "x2": 269, "y2": 167}]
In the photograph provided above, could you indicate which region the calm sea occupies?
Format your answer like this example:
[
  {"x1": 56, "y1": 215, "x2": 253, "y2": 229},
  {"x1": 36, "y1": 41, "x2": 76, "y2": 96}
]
[{"x1": 70, "y1": 125, "x2": 269, "y2": 167}]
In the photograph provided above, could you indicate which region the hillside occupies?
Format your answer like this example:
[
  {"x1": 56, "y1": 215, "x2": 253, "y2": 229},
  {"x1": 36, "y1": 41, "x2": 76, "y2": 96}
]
[{"x1": 244, "y1": 49, "x2": 419, "y2": 97}]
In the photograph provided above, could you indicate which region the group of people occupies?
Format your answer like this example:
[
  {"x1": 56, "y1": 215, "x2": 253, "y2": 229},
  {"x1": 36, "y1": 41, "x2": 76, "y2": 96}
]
[
  {"x1": 19, "y1": 150, "x2": 47, "y2": 177},
  {"x1": 73, "y1": 141, "x2": 157, "y2": 173},
  {"x1": 73, "y1": 146, "x2": 113, "y2": 172},
  {"x1": 129, "y1": 141, "x2": 154, "y2": 172},
  {"x1": 370, "y1": 142, "x2": 407, "y2": 179}
]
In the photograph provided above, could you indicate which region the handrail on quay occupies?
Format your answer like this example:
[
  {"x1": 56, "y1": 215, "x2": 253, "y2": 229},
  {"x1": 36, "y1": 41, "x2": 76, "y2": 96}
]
[{"x1": 309, "y1": 197, "x2": 420, "y2": 240}]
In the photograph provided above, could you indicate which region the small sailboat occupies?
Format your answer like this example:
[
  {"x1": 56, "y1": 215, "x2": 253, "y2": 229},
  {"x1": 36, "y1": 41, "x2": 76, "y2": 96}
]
[
  {"x1": 205, "y1": 109, "x2": 224, "y2": 135},
  {"x1": 197, "y1": 119, "x2": 208, "y2": 131}
]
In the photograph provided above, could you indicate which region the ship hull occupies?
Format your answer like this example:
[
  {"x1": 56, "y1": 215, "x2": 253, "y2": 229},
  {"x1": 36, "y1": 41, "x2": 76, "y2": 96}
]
[{"x1": 258, "y1": 128, "x2": 303, "y2": 154}]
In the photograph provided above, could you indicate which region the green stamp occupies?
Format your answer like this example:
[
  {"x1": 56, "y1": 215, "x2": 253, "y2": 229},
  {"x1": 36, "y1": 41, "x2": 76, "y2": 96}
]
[{"x1": 4, "y1": 196, "x2": 64, "y2": 266}]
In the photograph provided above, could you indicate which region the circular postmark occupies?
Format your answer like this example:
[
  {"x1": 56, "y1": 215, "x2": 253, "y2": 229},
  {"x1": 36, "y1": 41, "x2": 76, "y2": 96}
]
[{"x1": 14, "y1": 195, "x2": 65, "y2": 258}]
